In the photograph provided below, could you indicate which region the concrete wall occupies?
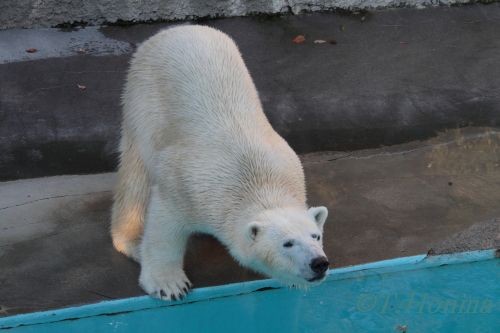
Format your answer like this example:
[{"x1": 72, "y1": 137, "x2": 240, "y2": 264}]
[
  {"x1": 1, "y1": 5, "x2": 500, "y2": 180},
  {"x1": 0, "y1": 0, "x2": 474, "y2": 29}
]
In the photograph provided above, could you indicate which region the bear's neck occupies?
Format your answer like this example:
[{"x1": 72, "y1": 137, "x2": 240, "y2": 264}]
[
  {"x1": 230, "y1": 181, "x2": 305, "y2": 214},
  {"x1": 216, "y1": 184, "x2": 306, "y2": 244}
]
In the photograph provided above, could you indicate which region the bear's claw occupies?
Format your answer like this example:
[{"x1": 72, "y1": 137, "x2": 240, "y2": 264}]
[{"x1": 139, "y1": 265, "x2": 192, "y2": 301}]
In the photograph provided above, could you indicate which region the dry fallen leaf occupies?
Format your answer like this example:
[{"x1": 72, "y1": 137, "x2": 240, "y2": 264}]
[
  {"x1": 329, "y1": 39, "x2": 337, "y2": 45},
  {"x1": 25, "y1": 48, "x2": 37, "y2": 53},
  {"x1": 314, "y1": 39, "x2": 326, "y2": 44},
  {"x1": 292, "y1": 35, "x2": 306, "y2": 44},
  {"x1": 77, "y1": 84, "x2": 86, "y2": 90}
]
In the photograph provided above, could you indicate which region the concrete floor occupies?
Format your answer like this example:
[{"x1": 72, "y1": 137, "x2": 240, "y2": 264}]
[{"x1": 1, "y1": 127, "x2": 499, "y2": 316}]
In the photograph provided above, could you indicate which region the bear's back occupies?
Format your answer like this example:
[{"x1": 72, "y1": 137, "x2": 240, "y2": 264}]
[
  {"x1": 121, "y1": 26, "x2": 306, "y2": 221},
  {"x1": 124, "y1": 25, "x2": 268, "y2": 143}
]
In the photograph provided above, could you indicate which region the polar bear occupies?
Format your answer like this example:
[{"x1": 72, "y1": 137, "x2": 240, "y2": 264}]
[{"x1": 111, "y1": 25, "x2": 329, "y2": 300}]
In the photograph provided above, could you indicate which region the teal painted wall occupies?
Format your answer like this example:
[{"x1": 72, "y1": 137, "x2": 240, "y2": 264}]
[{"x1": 1, "y1": 250, "x2": 498, "y2": 333}]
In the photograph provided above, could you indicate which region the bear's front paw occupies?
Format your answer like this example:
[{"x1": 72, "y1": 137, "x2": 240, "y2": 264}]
[{"x1": 139, "y1": 264, "x2": 192, "y2": 301}]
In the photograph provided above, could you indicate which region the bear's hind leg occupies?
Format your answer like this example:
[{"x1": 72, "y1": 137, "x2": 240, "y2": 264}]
[
  {"x1": 111, "y1": 131, "x2": 150, "y2": 262},
  {"x1": 139, "y1": 186, "x2": 192, "y2": 300}
]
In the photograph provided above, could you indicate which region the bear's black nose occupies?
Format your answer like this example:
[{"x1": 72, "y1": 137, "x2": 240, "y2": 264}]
[{"x1": 310, "y1": 256, "x2": 329, "y2": 274}]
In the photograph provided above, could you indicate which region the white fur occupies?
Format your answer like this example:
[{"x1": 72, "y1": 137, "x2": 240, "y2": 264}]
[{"x1": 111, "y1": 25, "x2": 329, "y2": 300}]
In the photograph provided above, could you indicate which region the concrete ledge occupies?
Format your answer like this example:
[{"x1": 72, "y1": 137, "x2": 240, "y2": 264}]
[
  {"x1": 1, "y1": 5, "x2": 499, "y2": 180},
  {"x1": 0, "y1": 0, "x2": 482, "y2": 29}
]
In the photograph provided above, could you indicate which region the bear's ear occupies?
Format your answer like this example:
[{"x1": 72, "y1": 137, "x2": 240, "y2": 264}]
[
  {"x1": 308, "y1": 206, "x2": 328, "y2": 230},
  {"x1": 246, "y1": 221, "x2": 263, "y2": 241}
]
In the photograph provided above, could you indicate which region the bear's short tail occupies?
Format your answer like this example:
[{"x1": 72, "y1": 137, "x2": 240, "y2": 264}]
[{"x1": 110, "y1": 129, "x2": 150, "y2": 262}]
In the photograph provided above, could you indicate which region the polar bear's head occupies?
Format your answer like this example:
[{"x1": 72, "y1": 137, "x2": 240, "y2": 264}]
[{"x1": 234, "y1": 206, "x2": 329, "y2": 287}]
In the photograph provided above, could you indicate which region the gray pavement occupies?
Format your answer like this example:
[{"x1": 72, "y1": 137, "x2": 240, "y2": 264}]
[
  {"x1": 1, "y1": 127, "x2": 499, "y2": 316},
  {"x1": 1, "y1": 4, "x2": 500, "y2": 180}
]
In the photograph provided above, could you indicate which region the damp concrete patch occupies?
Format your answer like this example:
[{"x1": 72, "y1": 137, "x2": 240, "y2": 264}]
[{"x1": 0, "y1": 27, "x2": 133, "y2": 64}]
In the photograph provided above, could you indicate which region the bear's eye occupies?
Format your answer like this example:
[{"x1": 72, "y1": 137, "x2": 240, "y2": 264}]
[
  {"x1": 283, "y1": 241, "x2": 294, "y2": 248},
  {"x1": 312, "y1": 234, "x2": 321, "y2": 241}
]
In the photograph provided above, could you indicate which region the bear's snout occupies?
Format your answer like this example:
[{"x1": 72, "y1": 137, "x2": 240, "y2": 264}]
[{"x1": 310, "y1": 256, "x2": 329, "y2": 275}]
